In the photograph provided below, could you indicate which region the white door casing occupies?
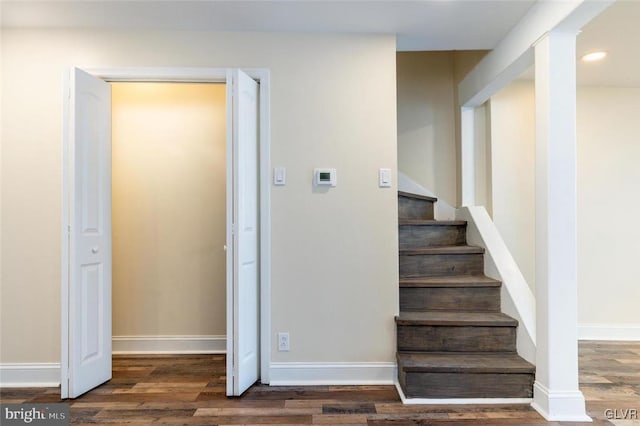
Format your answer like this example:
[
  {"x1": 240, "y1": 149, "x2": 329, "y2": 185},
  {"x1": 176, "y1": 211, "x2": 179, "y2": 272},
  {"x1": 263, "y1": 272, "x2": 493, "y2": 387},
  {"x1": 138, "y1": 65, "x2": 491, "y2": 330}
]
[
  {"x1": 62, "y1": 67, "x2": 270, "y2": 398},
  {"x1": 229, "y1": 69, "x2": 260, "y2": 395},
  {"x1": 64, "y1": 68, "x2": 112, "y2": 398}
]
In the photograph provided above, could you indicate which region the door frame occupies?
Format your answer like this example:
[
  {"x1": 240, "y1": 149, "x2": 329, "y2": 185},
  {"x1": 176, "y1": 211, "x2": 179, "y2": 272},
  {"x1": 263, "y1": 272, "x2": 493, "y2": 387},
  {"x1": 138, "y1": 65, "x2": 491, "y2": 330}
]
[{"x1": 61, "y1": 67, "x2": 272, "y2": 398}]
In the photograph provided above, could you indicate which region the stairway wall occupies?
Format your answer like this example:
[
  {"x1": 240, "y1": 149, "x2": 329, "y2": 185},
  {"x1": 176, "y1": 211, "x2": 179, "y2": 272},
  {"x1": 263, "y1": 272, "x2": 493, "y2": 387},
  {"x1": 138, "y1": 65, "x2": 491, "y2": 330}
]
[{"x1": 397, "y1": 51, "x2": 487, "y2": 208}]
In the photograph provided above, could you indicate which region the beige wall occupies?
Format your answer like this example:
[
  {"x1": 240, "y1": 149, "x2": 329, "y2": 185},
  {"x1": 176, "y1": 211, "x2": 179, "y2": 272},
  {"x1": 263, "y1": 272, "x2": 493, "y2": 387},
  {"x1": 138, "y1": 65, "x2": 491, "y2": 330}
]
[
  {"x1": 0, "y1": 30, "x2": 398, "y2": 364},
  {"x1": 473, "y1": 102, "x2": 492, "y2": 214},
  {"x1": 111, "y1": 82, "x2": 226, "y2": 337},
  {"x1": 397, "y1": 52, "x2": 456, "y2": 206},
  {"x1": 489, "y1": 81, "x2": 536, "y2": 289},
  {"x1": 490, "y1": 80, "x2": 640, "y2": 325},
  {"x1": 576, "y1": 87, "x2": 640, "y2": 325},
  {"x1": 396, "y1": 51, "x2": 486, "y2": 207}
]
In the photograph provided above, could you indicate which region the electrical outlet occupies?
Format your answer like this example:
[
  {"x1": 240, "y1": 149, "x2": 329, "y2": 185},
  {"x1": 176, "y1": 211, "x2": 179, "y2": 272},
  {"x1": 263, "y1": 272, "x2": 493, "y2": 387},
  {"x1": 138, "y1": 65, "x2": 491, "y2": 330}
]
[{"x1": 278, "y1": 332, "x2": 290, "y2": 352}]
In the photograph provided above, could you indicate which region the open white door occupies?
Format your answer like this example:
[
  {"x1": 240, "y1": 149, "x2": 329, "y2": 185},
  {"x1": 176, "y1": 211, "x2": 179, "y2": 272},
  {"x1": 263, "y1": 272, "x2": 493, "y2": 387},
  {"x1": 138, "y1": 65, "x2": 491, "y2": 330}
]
[
  {"x1": 64, "y1": 68, "x2": 112, "y2": 398},
  {"x1": 228, "y1": 69, "x2": 260, "y2": 396}
]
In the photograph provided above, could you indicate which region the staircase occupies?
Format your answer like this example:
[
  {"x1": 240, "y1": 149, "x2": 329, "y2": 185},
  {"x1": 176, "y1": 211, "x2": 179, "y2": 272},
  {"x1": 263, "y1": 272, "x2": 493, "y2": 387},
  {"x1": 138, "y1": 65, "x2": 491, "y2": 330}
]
[{"x1": 396, "y1": 191, "x2": 535, "y2": 399}]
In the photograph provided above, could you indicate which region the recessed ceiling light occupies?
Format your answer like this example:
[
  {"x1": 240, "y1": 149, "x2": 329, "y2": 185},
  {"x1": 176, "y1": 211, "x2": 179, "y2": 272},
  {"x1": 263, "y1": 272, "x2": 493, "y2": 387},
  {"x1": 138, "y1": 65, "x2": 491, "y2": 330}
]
[{"x1": 581, "y1": 51, "x2": 607, "y2": 62}]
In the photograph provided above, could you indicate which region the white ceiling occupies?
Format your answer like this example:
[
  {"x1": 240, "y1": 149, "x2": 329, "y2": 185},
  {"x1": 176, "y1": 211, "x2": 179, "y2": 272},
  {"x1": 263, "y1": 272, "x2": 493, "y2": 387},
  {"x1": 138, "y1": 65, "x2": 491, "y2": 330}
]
[
  {"x1": 1, "y1": 0, "x2": 535, "y2": 51},
  {"x1": 517, "y1": 1, "x2": 640, "y2": 87},
  {"x1": 576, "y1": 0, "x2": 640, "y2": 87}
]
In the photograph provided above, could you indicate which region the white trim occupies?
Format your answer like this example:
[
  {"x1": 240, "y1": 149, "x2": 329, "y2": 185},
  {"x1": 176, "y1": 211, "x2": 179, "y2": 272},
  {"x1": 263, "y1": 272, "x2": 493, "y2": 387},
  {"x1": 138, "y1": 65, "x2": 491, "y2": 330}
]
[
  {"x1": 456, "y1": 206, "x2": 536, "y2": 364},
  {"x1": 0, "y1": 363, "x2": 61, "y2": 388},
  {"x1": 460, "y1": 106, "x2": 476, "y2": 206},
  {"x1": 458, "y1": 0, "x2": 613, "y2": 107},
  {"x1": 87, "y1": 67, "x2": 227, "y2": 82},
  {"x1": 395, "y1": 382, "x2": 532, "y2": 405},
  {"x1": 256, "y1": 69, "x2": 272, "y2": 386},
  {"x1": 532, "y1": 381, "x2": 592, "y2": 422},
  {"x1": 578, "y1": 324, "x2": 640, "y2": 341},
  {"x1": 269, "y1": 362, "x2": 396, "y2": 386},
  {"x1": 62, "y1": 67, "x2": 271, "y2": 397},
  {"x1": 534, "y1": 32, "x2": 587, "y2": 423},
  {"x1": 60, "y1": 67, "x2": 72, "y2": 399},
  {"x1": 112, "y1": 335, "x2": 226, "y2": 354},
  {"x1": 225, "y1": 69, "x2": 234, "y2": 397}
]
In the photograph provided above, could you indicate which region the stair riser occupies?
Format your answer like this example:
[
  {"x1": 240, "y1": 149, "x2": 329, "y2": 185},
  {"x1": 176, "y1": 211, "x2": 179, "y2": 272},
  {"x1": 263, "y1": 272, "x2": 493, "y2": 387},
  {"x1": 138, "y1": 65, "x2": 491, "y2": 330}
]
[
  {"x1": 395, "y1": 192, "x2": 534, "y2": 399},
  {"x1": 397, "y1": 325, "x2": 516, "y2": 352},
  {"x1": 399, "y1": 371, "x2": 534, "y2": 399},
  {"x1": 399, "y1": 225, "x2": 466, "y2": 248},
  {"x1": 399, "y1": 197, "x2": 434, "y2": 220},
  {"x1": 399, "y1": 254, "x2": 483, "y2": 277},
  {"x1": 400, "y1": 287, "x2": 500, "y2": 312}
]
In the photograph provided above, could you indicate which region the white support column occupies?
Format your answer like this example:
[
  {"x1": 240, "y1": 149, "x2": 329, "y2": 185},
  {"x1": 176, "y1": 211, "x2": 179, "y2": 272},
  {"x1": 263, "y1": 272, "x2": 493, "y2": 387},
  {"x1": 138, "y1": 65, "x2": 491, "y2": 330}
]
[
  {"x1": 460, "y1": 106, "x2": 476, "y2": 207},
  {"x1": 531, "y1": 32, "x2": 589, "y2": 422}
]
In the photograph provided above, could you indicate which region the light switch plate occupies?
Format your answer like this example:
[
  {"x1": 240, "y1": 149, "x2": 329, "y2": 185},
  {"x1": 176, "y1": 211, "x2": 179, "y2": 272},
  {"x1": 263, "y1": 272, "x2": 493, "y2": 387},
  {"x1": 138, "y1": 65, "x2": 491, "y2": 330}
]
[
  {"x1": 379, "y1": 168, "x2": 392, "y2": 188},
  {"x1": 274, "y1": 167, "x2": 286, "y2": 186}
]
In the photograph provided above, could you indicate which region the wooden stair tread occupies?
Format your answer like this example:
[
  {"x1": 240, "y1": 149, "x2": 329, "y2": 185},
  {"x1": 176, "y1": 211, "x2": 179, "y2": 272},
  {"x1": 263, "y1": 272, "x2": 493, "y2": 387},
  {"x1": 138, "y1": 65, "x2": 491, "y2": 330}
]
[
  {"x1": 396, "y1": 311, "x2": 517, "y2": 326},
  {"x1": 398, "y1": 191, "x2": 437, "y2": 202},
  {"x1": 396, "y1": 189, "x2": 534, "y2": 399},
  {"x1": 400, "y1": 246, "x2": 485, "y2": 255},
  {"x1": 400, "y1": 275, "x2": 501, "y2": 288},
  {"x1": 399, "y1": 219, "x2": 467, "y2": 226},
  {"x1": 397, "y1": 352, "x2": 535, "y2": 374}
]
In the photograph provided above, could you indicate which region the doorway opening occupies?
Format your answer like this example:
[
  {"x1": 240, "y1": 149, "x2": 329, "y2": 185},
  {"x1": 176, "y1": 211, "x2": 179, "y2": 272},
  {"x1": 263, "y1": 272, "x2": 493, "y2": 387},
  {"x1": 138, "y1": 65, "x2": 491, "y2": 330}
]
[
  {"x1": 61, "y1": 68, "x2": 271, "y2": 399},
  {"x1": 110, "y1": 81, "x2": 228, "y2": 383}
]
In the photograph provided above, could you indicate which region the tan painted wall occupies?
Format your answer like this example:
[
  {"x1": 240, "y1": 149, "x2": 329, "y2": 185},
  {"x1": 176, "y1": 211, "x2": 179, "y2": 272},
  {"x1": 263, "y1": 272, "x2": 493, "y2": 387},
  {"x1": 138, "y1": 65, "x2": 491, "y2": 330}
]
[
  {"x1": 473, "y1": 102, "x2": 492, "y2": 214},
  {"x1": 490, "y1": 80, "x2": 640, "y2": 326},
  {"x1": 489, "y1": 81, "x2": 536, "y2": 289},
  {"x1": 111, "y1": 82, "x2": 226, "y2": 337},
  {"x1": 396, "y1": 51, "x2": 486, "y2": 207},
  {"x1": 0, "y1": 29, "x2": 398, "y2": 364}
]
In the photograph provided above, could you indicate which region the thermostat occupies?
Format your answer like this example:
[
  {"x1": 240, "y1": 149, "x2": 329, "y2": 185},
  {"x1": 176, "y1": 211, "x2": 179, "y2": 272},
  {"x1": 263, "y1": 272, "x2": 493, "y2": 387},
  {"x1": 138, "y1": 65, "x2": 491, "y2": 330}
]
[{"x1": 314, "y1": 168, "x2": 337, "y2": 187}]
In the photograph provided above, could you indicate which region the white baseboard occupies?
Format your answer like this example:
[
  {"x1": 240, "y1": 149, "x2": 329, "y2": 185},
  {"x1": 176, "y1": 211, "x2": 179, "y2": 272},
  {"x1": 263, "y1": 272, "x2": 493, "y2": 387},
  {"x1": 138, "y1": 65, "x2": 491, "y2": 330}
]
[
  {"x1": 112, "y1": 335, "x2": 226, "y2": 354},
  {"x1": 269, "y1": 362, "x2": 396, "y2": 386},
  {"x1": 531, "y1": 381, "x2": 591, "y2": 422},
  {"x1": 394, "y1": 382, "x2": 532, "y2": 405},
  {"x1": 0, "y1": 363, "x2": 61, "y2": 388},
  {"x1": 578, "y1": 324, "x2": 640, "y2": 341}
]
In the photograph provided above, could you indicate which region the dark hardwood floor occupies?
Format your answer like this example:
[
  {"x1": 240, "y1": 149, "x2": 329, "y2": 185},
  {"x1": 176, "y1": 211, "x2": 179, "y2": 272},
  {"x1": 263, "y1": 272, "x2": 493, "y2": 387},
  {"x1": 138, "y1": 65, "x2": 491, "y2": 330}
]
[{"x1": 1, "y1": 341, "x2": 638, "y2": 425}]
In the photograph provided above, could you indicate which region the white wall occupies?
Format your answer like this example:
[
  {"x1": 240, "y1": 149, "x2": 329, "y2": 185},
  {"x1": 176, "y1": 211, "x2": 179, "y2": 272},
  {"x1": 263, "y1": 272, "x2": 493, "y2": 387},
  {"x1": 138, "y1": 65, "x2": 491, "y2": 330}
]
[
  {"x1": 111, "y1": 82, "x2": 227, "y2": 338},
  {"x1": 0, "y1": 29, "x2": 398, "y2": 365},
  {"x1": 576, "y1": 87, "x2": 640, "y2": 329},
  {"x1": 490, "y1": 80, "x2": 640, "y2": 330},
  {"x1": 489, "y1": 81, "x2": 536, "y2": 289}
]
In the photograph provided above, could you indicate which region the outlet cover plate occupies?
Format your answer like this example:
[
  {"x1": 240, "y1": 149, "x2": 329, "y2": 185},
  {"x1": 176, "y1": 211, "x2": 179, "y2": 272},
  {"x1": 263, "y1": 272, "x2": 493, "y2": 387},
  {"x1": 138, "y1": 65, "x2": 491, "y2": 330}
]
[{"x1": 278, "y1": 332, "x2": 290, "y2": 351}]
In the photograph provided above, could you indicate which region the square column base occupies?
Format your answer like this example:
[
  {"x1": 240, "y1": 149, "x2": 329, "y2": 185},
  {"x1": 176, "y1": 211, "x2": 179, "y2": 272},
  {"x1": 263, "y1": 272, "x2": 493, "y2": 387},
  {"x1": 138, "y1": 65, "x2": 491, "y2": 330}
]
[{"x1": 531, "y1": 381, "x2": 591, "y2": 422}]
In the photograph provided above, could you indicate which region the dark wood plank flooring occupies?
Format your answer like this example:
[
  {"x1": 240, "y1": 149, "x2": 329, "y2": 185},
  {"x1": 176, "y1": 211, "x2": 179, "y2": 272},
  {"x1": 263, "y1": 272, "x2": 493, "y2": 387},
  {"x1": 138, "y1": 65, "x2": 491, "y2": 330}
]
[{"x1": 2, "y1": 341, "x2": 638, "y2": 425}]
